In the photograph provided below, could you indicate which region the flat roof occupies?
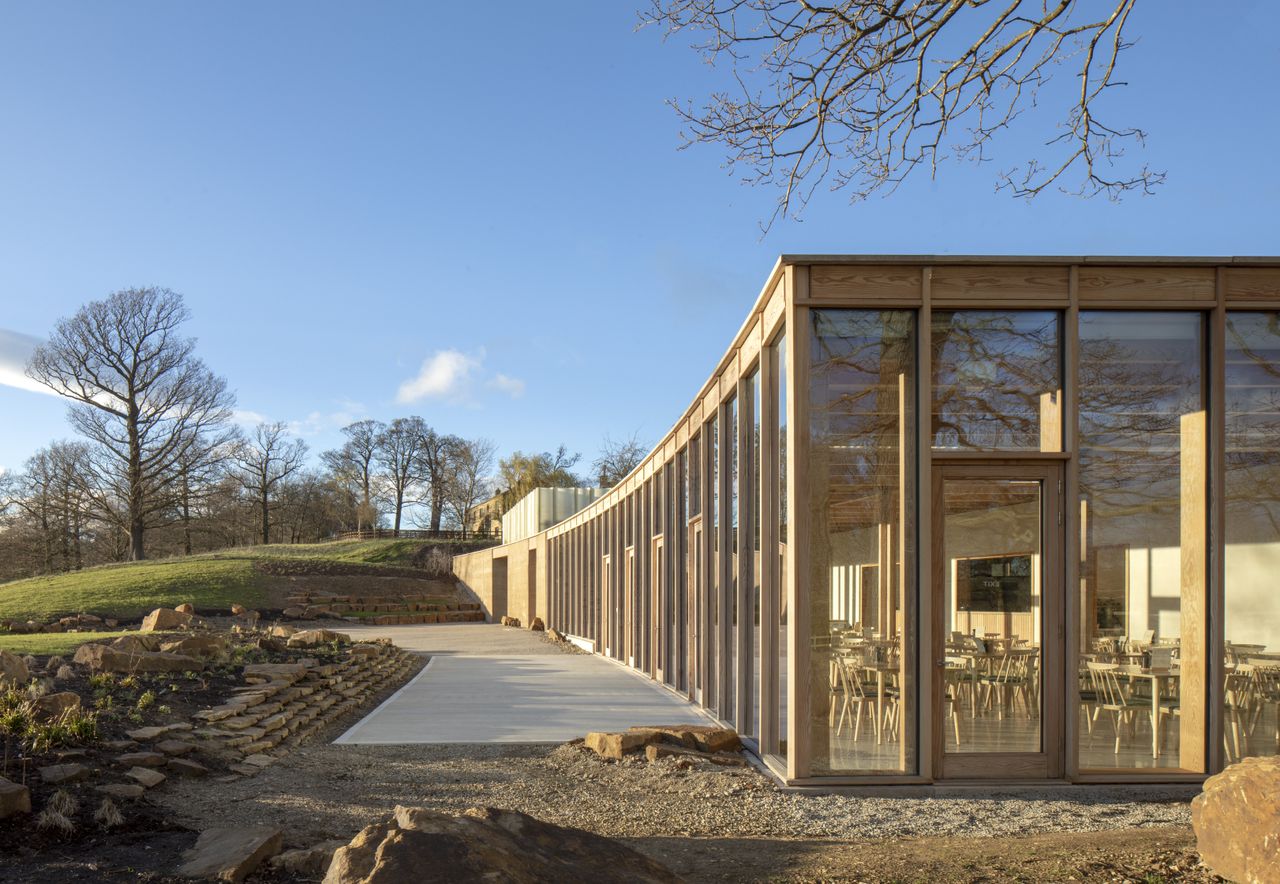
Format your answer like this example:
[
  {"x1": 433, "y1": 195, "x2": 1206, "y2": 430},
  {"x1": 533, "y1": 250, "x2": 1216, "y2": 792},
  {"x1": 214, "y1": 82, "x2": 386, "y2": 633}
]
[{"x1": 780, "y1": 254, "x2": 1280, "y2": 266}]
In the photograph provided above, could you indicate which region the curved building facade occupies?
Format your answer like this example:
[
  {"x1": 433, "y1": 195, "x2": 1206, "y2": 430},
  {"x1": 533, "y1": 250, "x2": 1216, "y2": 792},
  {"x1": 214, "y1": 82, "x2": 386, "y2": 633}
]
[{"x1": 454, "y1": 255, "x2": 1280, "y2": 786}]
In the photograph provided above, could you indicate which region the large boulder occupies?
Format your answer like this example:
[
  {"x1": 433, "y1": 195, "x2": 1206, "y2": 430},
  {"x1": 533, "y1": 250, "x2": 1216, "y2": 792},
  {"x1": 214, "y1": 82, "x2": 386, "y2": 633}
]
[
  {"x1": 160, "y1": 635, "x2": 227, "y2": 659},
  {"x1": 34, "y1": 691, "x2": 81, "y2": 720},
  {"x1": 179, "y1": 826, "x2": 284, "y2": 882},
  {"x1": 0, "y1": 778, "x2": 31, "y2": 819},
  {"x1": 1193, "y1": 755, "x2": 1280, "y2": 884},
  {"x1": 140, "y1": 607, "x2": 193, "y2": 632},
  {"x1": 287, "y1": 629, "x2": 350, "y2": 648},
  {"x1": 0, "y1": 650, "x2": 30, "y2": 687},
  {"x1": 73, "y1": 643, "x2": 203, "y2": 674},
  {"x1": 111, "y1": 634, "x2": 163, "y2": 653},
  {"x1": 323, "y1": 806, "x2": 680, "y2": 884}
]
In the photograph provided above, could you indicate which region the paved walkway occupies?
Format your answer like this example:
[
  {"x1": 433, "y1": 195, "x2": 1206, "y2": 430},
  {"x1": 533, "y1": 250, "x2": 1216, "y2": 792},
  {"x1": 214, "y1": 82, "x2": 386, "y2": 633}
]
[{"x1": 334, "y1": 623, "x2": 715, "y2": 744}]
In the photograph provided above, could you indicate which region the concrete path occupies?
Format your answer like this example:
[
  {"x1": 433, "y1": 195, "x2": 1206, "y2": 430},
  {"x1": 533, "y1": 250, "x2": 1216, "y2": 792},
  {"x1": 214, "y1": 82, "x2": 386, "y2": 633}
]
[{"x1": 334, "y1": 623, "x2": 715, "y2": 744}]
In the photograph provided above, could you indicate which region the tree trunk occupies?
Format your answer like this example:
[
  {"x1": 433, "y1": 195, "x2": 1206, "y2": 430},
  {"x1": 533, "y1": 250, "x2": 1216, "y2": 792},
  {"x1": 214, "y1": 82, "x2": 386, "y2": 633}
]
[
  {"x1": 261, "y1": 486, "x2": 270, "y2": 545},
  {"x1": 182, "y1": 470, "x2": 193, "y2": 556},
  {"x1": 393, "y1": 490, "x2": 403, "y2": 535},
  {"x1": 127, "y1": 403, "x2": 146, "y2": 561}
]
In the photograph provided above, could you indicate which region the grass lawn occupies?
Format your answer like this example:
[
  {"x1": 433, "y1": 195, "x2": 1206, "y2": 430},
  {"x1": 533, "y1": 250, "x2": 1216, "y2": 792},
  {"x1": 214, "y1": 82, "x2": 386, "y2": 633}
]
[
  {"x1": 0, "y1": 630, "x2": 136, "y2": 656},
  {"x1": 0, "y1": 537, "x2": 475, "y2": 622},
  {"x1": 0, "y1": 558, "x2": 261, "y2": 622}
]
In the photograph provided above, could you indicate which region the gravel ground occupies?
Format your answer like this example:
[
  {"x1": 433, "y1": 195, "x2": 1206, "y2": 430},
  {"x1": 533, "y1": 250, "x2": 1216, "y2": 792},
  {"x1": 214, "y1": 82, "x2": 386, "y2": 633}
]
[{"x1": 155, "y1": 740, "x2": 1193, "y2": 844}]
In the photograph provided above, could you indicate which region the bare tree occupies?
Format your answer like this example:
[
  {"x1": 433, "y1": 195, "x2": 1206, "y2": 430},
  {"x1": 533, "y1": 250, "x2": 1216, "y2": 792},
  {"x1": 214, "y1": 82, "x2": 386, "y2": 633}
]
[
  {"x1": 416, "y1": 427, "x2": 461, "y2": 532},
  {"x1": 444, "y1": 437, "x2": 497, "y2": 536},
  {"x1": 593, "y1": 432, "x2": 648, "y2": 487},
  {"x1": 232, "y1": 422, "x2": 308, "y2": 545},
  {"x1": 497, "y1": 444, "x2": 583, "y2": 510},
  {"x1": 643, "y1": 0, "x2": 1159, "y2": 227},
  {"x1": 26, "y1": 287, "x2": 235, "y2": 560},
  {"x1": 374, "y1": 417, "x2": 429, "y2": 534},
  {"x1": 321, "y1": 419, "x2": 385, "y2": 532}
]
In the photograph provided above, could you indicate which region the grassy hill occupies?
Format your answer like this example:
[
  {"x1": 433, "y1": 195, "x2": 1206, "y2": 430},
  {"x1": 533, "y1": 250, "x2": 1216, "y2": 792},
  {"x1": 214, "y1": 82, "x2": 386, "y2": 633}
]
[{"x1": 0, "y1": 538, "x2": 489, "y2": 622}]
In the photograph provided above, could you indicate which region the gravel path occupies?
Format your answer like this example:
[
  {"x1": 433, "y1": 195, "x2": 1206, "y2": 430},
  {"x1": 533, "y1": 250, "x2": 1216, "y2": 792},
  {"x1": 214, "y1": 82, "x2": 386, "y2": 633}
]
[{"x1": 155, "y1": 741, "x2": 1192, "y2": 847}]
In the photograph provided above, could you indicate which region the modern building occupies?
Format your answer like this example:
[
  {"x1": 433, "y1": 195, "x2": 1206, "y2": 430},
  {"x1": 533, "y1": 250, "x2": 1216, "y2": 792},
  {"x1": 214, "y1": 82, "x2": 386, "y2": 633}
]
[
  {"x1": 501, "y1": 487, "x2": 605, "y2": 544},
  {"x1": 453, "y1": 255, "x2": 1280, "y2": 787}
]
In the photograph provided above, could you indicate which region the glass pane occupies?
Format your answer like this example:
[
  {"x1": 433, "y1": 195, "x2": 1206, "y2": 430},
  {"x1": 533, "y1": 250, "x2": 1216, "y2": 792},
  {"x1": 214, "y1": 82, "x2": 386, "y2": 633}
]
[
  {"x1": 932, "y1": 310, "x2": 1062, "y2": 451},
  {"x1": 942, "y1": 479, "x2": 1042, "y2": 754},
  {"x1": 776, "y1": 334, "x2": 789, "y2": 759},
  {"x1": 1225, "y1": 312, "x2": 1280, "y2": 763},
  {"x1": 1077, "y1": 311, "x2": 1205, "y2": 771},
  {"x1": 751, "y1": 370, "x2": 762, "y2": 740},
  {"x1": 808, "y1": 309, "x2": 916, "y2": 775},
  {"x1": 726, "y1": 397, "x2": 738, "y2": 724}
]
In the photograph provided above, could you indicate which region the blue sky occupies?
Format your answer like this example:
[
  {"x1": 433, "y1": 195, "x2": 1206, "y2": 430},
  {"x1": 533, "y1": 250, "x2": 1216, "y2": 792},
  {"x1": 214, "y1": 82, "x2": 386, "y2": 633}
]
[{"x1": 0, "y1": 2, "x2": 1276, "y2": 476}]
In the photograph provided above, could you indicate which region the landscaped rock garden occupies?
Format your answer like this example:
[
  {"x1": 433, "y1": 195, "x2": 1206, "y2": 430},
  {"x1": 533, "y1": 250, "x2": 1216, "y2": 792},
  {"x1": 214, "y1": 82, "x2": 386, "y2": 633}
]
[
  {"x1": 281, "y1": 588, "x2": 485, "y2": 625},
  {"x1": 0, "y1": 606, "x2": 422, "y2": 873}
]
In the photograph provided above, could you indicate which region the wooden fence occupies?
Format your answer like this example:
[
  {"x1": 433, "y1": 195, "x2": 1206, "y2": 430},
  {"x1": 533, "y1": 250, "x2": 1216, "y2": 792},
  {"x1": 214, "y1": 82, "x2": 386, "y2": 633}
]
[{"x1": 331, "y1": 527, "x2": 501, "y2": 542}]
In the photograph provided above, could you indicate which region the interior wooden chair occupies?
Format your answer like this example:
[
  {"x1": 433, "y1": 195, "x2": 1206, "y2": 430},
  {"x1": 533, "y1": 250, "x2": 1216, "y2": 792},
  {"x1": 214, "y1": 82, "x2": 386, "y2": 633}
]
[{"x1": 1087, "y1": 661, "x2": 1145, "y2": 754}]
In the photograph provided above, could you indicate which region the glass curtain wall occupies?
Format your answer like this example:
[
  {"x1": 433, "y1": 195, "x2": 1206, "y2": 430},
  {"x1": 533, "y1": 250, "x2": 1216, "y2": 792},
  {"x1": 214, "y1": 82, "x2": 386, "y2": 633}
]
[
  {"x1": 750, "y1": 370, "x2": 762, "y2": 739},
  {"x1": 727, "y1": 396, "x2": 739, "y2": 724},
  {"x1": 1224, "y1": 312, "x2": 1280, "y2": 763},
  {"x1": 776, "y1": 335, "x2": 789, "y2": 759},
  {"x1": 1077, "y1": 311, "x2": 1206, "y2": 771},
  {"x1": 808, "y1": 309, "x2": 916, "y2": 775}
]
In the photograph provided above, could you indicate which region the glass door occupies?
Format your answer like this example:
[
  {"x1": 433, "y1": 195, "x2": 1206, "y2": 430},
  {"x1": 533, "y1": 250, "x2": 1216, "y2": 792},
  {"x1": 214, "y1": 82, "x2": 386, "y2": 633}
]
[{"x1": 933, "y1": 463, "x2": 1063, "y2": 780}]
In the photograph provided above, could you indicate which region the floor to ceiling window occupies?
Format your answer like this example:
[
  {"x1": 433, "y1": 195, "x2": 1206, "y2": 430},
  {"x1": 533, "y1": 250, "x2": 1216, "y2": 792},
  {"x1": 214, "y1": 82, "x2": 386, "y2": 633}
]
[
  {"x1": 1224, "y1": 311, "x2": 1280, "y2": 764},
  {"x1": 1077, "y1": 311, "x2": 1206, "y2": 771},
  {"x1": 807, "y1": 309, "x2": 916, "y2": 775}
]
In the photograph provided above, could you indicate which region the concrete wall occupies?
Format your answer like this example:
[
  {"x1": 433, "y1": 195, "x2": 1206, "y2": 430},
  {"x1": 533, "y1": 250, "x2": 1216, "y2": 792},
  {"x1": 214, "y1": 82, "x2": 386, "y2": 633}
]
[{"x1": 454, "y1": 536, "x2": 549, "y2": 627}]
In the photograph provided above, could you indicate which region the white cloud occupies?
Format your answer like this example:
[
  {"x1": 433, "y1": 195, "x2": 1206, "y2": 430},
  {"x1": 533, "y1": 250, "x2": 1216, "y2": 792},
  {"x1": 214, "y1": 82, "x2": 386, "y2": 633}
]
[
  {"x1": 232, "y1": 408, "x2": 269, "y2": 427},
  {"x1": 0, "y1": 329, "x2": 56, "y2": 396},
  {"x1": 396, "y1": 349, "x2": 483, "y2": 404},
  {"x1": 488, "y1": 373, "x2": 526, "y2": 398}
]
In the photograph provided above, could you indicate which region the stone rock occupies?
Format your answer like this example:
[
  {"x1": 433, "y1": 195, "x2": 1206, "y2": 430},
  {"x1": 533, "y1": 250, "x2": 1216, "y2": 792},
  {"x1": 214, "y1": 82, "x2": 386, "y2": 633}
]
[
  {"x1": 126, "y1": 766, "x2": 167, "y2": 788},
  {"x1": 1193, "y1": 755, "x2": 1280, "y2": 884},
  {"x1": 77, "y1": 613, "x2": 103, "y2": 624},
  {"x1": 105, "y1": 618, "x2": 118, "y2": 628},
  {"x1": 179, "y1": 826, "x2": 284, "y2": 882},
  {"x1": 547, "y1": 629, "x2": 566, "y2": 643},
  {"x1": 167, "y1": 758, "x2": 209, "y2": 777},
  {"x1": 117, "y1": 751, "x2": 167, "y2": 768},
  {"x1": 160, "y1": 635, "x2": 227, "y2": 659},
  {"x1": 140, "y1": 607, "x2": 193, "y2": 632},
  {"x1": 629, "y1": 724, "x2": 742, "y2": 754},
  {"x1": 156, "y1": 739, "x2": 197, "y2": 756},
  {"x1": 644, "y1": 743, "x2": 748, "y2": 767},
  {"x1": 230, "y1": 603, "x2": 248, "y2": 616},
  {"x1": 111, "y1": 634, "x2": 161, "y2": 653},
  {"x1": 583, "y1": 731, "x2": 650, "y2": 760},
  {"x1": 322, "y1": 805, "x2": 679, "y2": 884},
  {"x1": 126, "y1": 725, "x2": 171, "y2": 741},
  {"x1": 0, "y1": 778, "x2": 31, "y2": 819},
  {"x1": 96, "y1": 783, "x2": 145, "y2": 800},
  {"x1": 39, "y1": 762, "x2": 90, "y2": 785},
  {"x1": 34, "y1": 691, "x2": 82, "y2": 720},
  {"x1": 282, "y1": 607, "x2": 307, "y2": 619},
  {"x1": 286, "y1": 629, "x2": 350, "y2": 648},
  {"x1": 175, "y1": 603, "x2": 195, "y2": 615},
  {"x1": 243, "y1": 662, "x2": 307, "y2": 683},
  {"x1": 529, "y1": 617, "x2": 545, "y2": 631},
  {"x1": 500, "y1": 615, "x2": 521, "y2": 628},
  {"x1": 272, "y1": 840, "x2": 348, "y2": 877},
  {"x1": 73, "y1": 643, "x2": 203, "y2": 673},
  {"x1": 268, "y1": 624, "x2": 297, "y2": 638},
  {"x1": 0, "y1": 650, "x2": 30, "y2": 687},
  {"x1": 241, "y1": 754, "x2": 275, "y2": 768}
]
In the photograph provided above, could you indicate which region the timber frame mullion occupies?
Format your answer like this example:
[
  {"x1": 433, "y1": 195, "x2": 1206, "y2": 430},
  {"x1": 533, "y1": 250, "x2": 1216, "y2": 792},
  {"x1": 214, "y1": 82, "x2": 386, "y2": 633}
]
[
  {"x1": 760, "y1": 339, "x2": 780, "y2": 755},
  {"x1": 1208, "y1": 268, "x2": 1227, "y2": 773},
  {"x1": 785, "y1": 265, "x2": 810, "y2": 780},
  {"x1": 1064, "y1": 265, "x2": 1082, "y2": 781},
  {"x1": 917, "y1": 266, "x2": 933, "y2": 781},
  {"x1": 718, "y1": 398, "x2": 735, "y2": 721}
]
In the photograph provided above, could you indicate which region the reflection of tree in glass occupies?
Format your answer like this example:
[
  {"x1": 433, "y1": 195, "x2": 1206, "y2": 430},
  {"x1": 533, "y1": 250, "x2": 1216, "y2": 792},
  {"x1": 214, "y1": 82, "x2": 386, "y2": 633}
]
[
  {"x1": 930, "y1": 311, "x2": 1060, "y2": 450},
  {"x1": 1225, "y1": 314, "x2": 1280, "y2": 538}
]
